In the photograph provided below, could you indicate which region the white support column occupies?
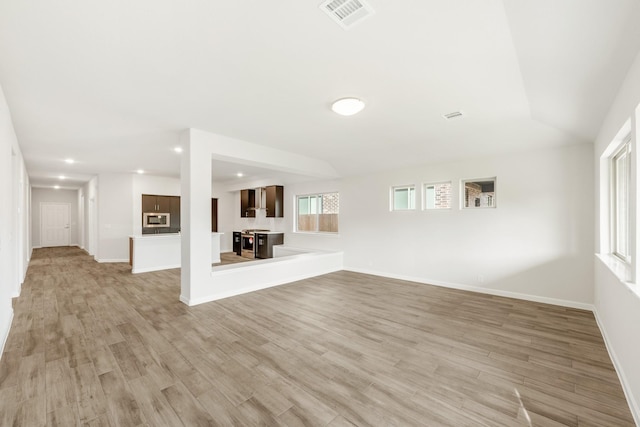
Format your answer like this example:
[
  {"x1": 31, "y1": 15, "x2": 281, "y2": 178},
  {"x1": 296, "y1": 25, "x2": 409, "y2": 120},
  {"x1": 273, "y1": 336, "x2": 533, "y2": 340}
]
[{"x1": 180, "y1": 130, "x2": 212, "y2": 304}]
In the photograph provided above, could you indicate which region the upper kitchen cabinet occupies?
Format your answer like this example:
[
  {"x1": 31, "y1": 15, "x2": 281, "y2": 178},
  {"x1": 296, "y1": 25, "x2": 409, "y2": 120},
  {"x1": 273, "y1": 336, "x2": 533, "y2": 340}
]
[
  {"x1": 265, "y1": 185, "x2": 283, "y2": 218},
  {"x1": 142, "y1": 194, "x2": 173, "y2": 213},
  {"x1": 241, "y1": 189, "x2": 256, "y2": 218},
  {"x1": 239, "y1": 186, "x2": 284, "y2": 218}
]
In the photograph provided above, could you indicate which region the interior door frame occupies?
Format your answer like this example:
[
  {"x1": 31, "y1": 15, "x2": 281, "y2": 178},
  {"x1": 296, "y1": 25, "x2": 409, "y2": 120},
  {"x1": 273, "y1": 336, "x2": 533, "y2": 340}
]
[{"x1": 40, "y1": 202, "x2": 71, "y2": 247}]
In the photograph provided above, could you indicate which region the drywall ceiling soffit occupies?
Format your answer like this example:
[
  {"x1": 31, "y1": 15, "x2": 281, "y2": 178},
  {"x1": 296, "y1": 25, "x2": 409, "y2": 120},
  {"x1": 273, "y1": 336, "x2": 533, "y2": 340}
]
[{"x1": 503, "y1": 0, "x2": 640, "y2": 142}]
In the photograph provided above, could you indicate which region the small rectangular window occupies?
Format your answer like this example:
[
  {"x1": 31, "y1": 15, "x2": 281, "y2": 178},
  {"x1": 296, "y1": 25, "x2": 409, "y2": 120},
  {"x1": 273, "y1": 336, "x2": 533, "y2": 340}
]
[
  {"x1": 296, "y1": 192, "x2": 339, "y2": 233},
  {"x1": 462, "y1": 178, "x2": 496, "y2": 209},
  {"x1": 392, "y1": 186, "x2": 415, "y2": 211},
  {"x1": 612, "y1": 138, "x2": 631, "y2": 262},
  {"x1": 423, "y1": 182, "x2": 452, "y2": 209}
]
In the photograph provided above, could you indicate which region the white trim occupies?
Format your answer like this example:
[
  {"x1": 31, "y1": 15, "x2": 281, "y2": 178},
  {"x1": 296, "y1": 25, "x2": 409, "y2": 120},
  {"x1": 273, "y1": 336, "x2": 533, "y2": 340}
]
[
  {"x1": 593, "y1": 308, "x2": 640, "y2": 426},
  {"x1": 422, "y1": 181, "x2": 453, "y2": 210},
  {"x1": 295, "y1": 191, "x2": 341, "y2": 233},
  {"x1": 390, "y1": 184, "x2": 417, "y2": 211},
  {"x1": 461, "y1": 177, "x2": 497, "y2": 209},
  {"x1": 96, "y1": 258, "x2": 129, "y2": 263},
  {"x1": 344, "y1": 267, "x2": 594, "y2": 311},
  {"x1": 132, "y1": 263, "x2": 181, "y2": 274},
  {"x1": 0, "y1": 309, "x2": 14, "y2": 357}
]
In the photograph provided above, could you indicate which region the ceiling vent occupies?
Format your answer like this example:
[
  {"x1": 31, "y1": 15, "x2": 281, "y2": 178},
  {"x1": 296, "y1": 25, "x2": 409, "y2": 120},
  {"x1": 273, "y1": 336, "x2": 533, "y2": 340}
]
[
  {"x1": 320, "y1": 0, "x2": 375, "y2": 30},
  {"x1": 443, "y1": 111, "x2": 464, "y2": 120}
]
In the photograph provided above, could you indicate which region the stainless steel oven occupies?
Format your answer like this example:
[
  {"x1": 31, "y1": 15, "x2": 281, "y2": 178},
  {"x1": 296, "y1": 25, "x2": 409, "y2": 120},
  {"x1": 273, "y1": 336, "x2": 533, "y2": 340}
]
[
  {"x1": 240, "y1": 229, "x2": 270, "y2": 258},
  {"x1": 241, "y1": 232, "x2": 255, "y2": 258}
]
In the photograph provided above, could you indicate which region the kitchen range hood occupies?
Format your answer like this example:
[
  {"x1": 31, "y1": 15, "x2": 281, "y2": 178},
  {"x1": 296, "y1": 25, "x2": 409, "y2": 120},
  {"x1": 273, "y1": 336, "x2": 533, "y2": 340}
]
[{"x1": 246, "y1": 187, "x2": 266, "y2": 211}]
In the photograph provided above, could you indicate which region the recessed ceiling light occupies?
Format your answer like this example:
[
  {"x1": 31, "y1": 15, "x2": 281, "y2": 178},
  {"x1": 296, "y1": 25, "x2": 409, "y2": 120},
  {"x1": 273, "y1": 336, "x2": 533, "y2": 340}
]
[
  {"x1": 59, "y1": 175, "x2": 65, "y2": 180},
  {"x1": 174, "y1": 147, "x2": 183, "y2": 153},
  {"x1": 331, "y1": 97, "x2": 365, "y2": 116},
  {"x1": 64, "y1": 158, "x2": 74, "y2": 164},
  {"x1": 237, "y1": 172, "x2": 244, "y2": 177},
  {"x1": 137, "y1": 169, "x2": 144, "y2": 174},
  {"x1": 54, "y1": 185, "x2": 60, "y2": 190}
]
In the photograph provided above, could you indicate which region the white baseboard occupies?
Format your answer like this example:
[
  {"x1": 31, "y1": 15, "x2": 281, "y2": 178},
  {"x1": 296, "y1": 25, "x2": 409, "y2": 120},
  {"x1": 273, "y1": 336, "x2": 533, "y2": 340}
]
[
  {"x1": 97, "y1": 258, "x2": 129, "y2": 263},
  {"x1": 0, "y1": 308, "x2": 14, "y2": 357},
  {"x1": 33, "y1": 244, "x2": 81, "y2": 249},
  {"x1": 592, "y1": 308, "x2": 640, "y2": 426},
  {"x1": 133, "y1": 264, "x2": 181, "y2": 274},
  {"x1": 344, "y1": 267, "x2": 595, "y2": 311}
]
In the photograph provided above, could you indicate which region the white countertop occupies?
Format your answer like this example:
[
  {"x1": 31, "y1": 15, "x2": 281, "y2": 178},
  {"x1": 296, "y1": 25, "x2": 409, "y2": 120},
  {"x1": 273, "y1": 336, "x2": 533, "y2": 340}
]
[
  {"x1": 131, "y1": 232, "x2": 223, "y2": 239},
  {"x1": 236, "y1": 231, "x2": 284, "y2": 235}
]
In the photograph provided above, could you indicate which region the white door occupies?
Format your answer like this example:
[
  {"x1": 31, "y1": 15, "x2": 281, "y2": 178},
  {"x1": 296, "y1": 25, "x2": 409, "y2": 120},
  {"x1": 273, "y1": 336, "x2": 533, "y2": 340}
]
[{"x1": 41, "y1": 203, "x2": 70, "y2": 247}]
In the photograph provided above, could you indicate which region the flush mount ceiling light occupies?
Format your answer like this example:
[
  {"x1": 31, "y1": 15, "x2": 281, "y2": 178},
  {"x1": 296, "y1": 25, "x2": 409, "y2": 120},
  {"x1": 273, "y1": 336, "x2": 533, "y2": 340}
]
[
  {"x1": 137, "y1": 169, "x2": 144, "y2": 174},
  {"x1": 59, "y1": 175, "x2": 65, "y2": 180},
  {"x1": 64, "y1": 158, "x2": 74, "y2": 164},
  {"x1": 236, "y1": 172, "x2": 244, "y2": 177},
  {"x1": 331, "y1": 97, "x2": 365, "y2": 116},
  {"x1": 174, "y1": 147, "x2": 183, "y2": 153}
]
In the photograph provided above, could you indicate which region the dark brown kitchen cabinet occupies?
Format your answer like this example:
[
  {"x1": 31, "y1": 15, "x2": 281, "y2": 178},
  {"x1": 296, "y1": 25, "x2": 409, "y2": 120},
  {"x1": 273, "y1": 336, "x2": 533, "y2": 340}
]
[
  {"x1": 212, "y1": 198, "x2": 218, "y2": 232},
  {"x1": 233, "y1": 231, "x2": 241, "y2": 255},
  {"x1": 241, "y1": 189, "x2": 256, "y2": 218},
  {"x1": 142, "y1": 194, "x2": 180, "y2": 234},
  {"x1": 170, "y1": 197, "x2": 181, "y2": 231},
  {"x1": 142, "y1": 195, "x2": 157, "y2": 213},
  {"x1": 142, "y1": 194, "x2": 173, "y2": 213},
  {"x1": 255, "y1": 233, "x2": 284, "y2": 259},
  {"x1": 265, "y1": 185, "x2": 283, "y2": 218}
]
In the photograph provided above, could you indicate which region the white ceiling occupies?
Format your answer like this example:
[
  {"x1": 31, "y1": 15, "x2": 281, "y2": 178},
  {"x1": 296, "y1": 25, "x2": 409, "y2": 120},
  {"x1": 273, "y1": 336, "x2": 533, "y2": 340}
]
[{"x1": 1, "y1": 0, "x2": 639, "y2": 189}]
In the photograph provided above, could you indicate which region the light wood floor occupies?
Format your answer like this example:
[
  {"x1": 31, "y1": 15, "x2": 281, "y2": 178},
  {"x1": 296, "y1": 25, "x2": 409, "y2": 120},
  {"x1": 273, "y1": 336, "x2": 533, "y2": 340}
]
[{"x1": 0, "y1": 247, "x2": 634, "y2": 426}]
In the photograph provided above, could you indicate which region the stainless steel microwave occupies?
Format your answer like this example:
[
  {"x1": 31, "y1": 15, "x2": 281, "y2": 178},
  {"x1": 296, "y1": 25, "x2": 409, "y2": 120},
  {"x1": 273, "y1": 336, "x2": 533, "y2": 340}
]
[{"x1": 143, "y1": 212, "x2": 170, "y2": 228}]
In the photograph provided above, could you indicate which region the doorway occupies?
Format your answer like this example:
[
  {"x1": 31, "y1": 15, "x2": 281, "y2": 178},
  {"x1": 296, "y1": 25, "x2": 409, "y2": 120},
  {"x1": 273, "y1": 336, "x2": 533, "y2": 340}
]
[{"x1": 41, "y1": 203, "x2": 70, "y2": 247}]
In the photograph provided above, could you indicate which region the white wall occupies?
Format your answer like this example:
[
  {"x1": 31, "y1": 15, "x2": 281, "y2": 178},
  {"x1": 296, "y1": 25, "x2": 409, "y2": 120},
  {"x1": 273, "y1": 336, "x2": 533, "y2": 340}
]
[
  {"x1": 84, "y1": 177, "x2": 98, "y2": 257},
  {"x1": 31, "y1": 188, "x2": 79, "y2": 247},
  {"x1": 284, "y1": 179, "x2": 344, "y2": 252},
  {"x1": 213, "y1": 186, "x2": 235, "y2": 253},
  {"x1": 285, "y1": 145, "x2": 594, "y2": 308},
  {"x1": 593, "y1": 49, "x2": 640, "y2": 423},
  {"x1": 0, "y1": 84, "x2": 30, "y2": 354},
  {"x1": 97, "y1": 173, "x2": 134, "y2": 262}
]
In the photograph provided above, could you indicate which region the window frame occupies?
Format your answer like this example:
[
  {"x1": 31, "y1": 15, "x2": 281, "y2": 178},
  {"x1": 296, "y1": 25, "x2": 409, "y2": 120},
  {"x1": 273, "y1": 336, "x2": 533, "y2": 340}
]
[
  {"x1": 390, "y1": 185, "x2": 416, "y2": 211},
  {"x1": 295, "y1": 192, "x2": 339, "y2": 234},
  {"x1": 461, "y1": 177, "x2": 497, "y2": 209},
  {"x1": 422, "y1": 181, "x2": 453, "y2": 210},
  {"x1": 611, "y1": 136, "x2": 632, "y2": 263}
]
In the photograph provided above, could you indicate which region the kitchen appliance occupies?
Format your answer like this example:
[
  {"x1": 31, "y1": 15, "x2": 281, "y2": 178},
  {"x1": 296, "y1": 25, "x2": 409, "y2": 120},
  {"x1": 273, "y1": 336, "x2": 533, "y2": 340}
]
[
  {"x1": 255, "y1": 232, "x2": 284, "y2": 259},
  {"x1": 143, "y1": 212, "x2": 170, "y2": 228},
  {"x1": 240, "y1": 229, "x2": 269, "y2": 258}
]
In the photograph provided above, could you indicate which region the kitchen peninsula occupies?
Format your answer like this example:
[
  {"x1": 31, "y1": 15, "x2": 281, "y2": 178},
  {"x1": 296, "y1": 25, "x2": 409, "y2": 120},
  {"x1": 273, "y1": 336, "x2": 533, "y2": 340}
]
[{"x1": 129, "y1": 232, "x2": 223, "y2": 273}]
